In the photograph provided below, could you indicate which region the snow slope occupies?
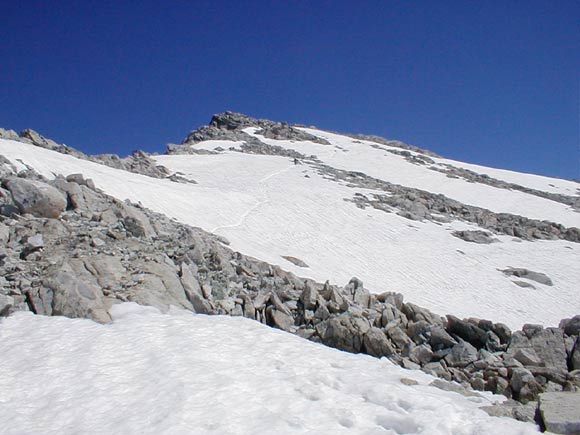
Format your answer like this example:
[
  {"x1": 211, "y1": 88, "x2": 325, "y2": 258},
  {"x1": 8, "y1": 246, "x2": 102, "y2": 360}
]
[
  {"x1": 0, "y1": 132, "x2": 579, "y2": 329},
  {"x1": 0, "y1": 303, "x2": 540, "y2": 435}
]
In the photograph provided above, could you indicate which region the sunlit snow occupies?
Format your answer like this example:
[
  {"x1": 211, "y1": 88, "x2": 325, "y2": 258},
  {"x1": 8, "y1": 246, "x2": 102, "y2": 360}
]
[
  {"x1": 0, "y1": 304, "x2": 540, "y2": 435},
  {"x1": 0, "y1": 132, "x2": 579, "y2": 328}
]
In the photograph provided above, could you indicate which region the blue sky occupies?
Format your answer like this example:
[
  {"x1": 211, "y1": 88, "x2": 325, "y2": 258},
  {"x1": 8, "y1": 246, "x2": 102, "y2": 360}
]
[{"x1": 1, "y1": 1, "x2": 578, "y2": 178}]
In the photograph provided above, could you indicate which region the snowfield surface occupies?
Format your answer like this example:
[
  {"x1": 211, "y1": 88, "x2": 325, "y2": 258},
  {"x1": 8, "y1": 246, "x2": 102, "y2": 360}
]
[
  {"x1": 0, "y1": 304, "x2": 540, "y2": 435},
  {"x1": 0, "y1": 133, "x2": 579, "y2": 329}
]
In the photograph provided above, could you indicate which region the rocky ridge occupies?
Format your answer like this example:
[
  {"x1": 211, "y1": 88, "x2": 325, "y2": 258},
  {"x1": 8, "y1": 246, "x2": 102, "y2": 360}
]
[
  {"x1": 0, "y1": 159, "x2": 579, "y2": 429},
  {"x1": 172, "y1": 112, "x2": 580, "y2": 244},
  {"x1": 0, "y1": 128, "x2": 185, "y2": 182}
]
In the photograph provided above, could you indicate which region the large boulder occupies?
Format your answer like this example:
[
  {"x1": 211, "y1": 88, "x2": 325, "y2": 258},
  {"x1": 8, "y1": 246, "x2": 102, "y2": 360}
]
[
  {"x1": 539, "y1": 392, "x2": 580, "y2": 434},
  {"x1": 6, "y1": 178, "x2": 66, "y2": 218},
  {"x1": 322, "y1": 314, "x2": 371, "y2": 353},
  {"x1": 47, "y1": 270, "x2": 111, "y2": 323}
]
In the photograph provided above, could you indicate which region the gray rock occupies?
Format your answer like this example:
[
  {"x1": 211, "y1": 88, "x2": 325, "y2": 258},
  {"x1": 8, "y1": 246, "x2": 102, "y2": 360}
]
[
  {"x1": 429, "y1": 326, "x2": 458, "y2": 349},
  {"x1": 6, "y1": 178, "x2": 66, "y2": 218},
  {"x1": 452, "y1": 230, "x2": 497, "y2": 244},
  {"x1": 322, "y1": 314, "x2": 371, "y2": 353},
  {"x1": 267, "y1": 306, "x2": 294, "y2": 332},
  {"x1": 539, "y1": 392, "x2": 580, "y2": 434},
  {"x1": 501, "y1": 267, "x2": 554, "y2": 286},
  {"x1": 560, "y1": 315, "x2": 580, "y2": 336},
  {"x1": 0, "y1": 294, "x2": 14, "y2": 316},
  {"x1": 513, "y1": 348, "x2": 543, "y2": 366},
  {"x1": 386, "y1": 325, "x2": 413, "y2": 350},
  {"x1": 299, "y1": 284, "x2": 319, "y2": 310},
  {"x1": 446, "y1": 315, "x2": 488, "y2": 349},
  {"x1": 444, "y1": 341, "x2": 479, "y2": 367},
  {"x1": 409, "y1": 344, "x2": 434, "y2": 365},
  {"x1": 363, "y1": 327, "x2": 395, "y2": 357},
  {"x1": 47, "y1": 270, "x2": 111, "y2": 323}
]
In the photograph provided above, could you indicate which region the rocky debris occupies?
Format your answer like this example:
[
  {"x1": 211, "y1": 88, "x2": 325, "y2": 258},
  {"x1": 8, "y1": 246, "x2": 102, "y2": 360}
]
[
  {"x1": 1, "y1": 158, "x2": 580, "y2": 427},
  {"x1": 452, "y1": 230, "x2": 497, "y2": 244},
  {"x1": 281, "y1": 255, "x2": 309, "y2": 268},
  {"x1": 342, "y1": 170, "x2": 580, "y2": 243},
  {"x1": 172, "y1": 111, "x2": 330, "y2": 155},
  {"x1": 431, "y1": 162, "x2": 580, "y2": 212},
  {"x1": 501, "y1": 268, "x2": 554, "y2": 286},
  {"x1": 538, "y1": 392, "x2": 580, "y2": 434},
  {"x1": 0, "y1": 128, "x2": 186, "y2": 183},
  {"x1": 342, "y1": 132, "x2": 441, "y2": 157}
]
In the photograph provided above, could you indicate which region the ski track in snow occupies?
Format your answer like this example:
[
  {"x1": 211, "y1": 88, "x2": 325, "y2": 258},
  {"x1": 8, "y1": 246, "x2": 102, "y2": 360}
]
[
  {"x1": 0, "y1": 304, "x2": 541, "y2": 435},
  {"x1": 211, "y1": 163, "x2": 295, "y2": 233}
]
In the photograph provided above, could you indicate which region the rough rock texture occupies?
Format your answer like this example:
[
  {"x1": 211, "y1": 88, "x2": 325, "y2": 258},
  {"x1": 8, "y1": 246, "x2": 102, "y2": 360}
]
[
  {"x1": 539, "y1": 392, "x2": 580, "y2": 434},
  {"x1": 6, "y1": 178, "x2": 66, "y2": 218}
]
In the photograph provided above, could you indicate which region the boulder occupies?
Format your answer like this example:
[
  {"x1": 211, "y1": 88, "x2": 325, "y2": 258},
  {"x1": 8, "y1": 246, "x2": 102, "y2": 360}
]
[
  {"x1": 363, "y1": 327, "x2": 395, "y2": 357},
  {"x1": 539, "y1": 392, "x2": 580, "y2": 434},
  {"x1": 6, "y1": 178, "x2": 66, "y2": 218},
  {"x1": 322, "y1": 314, "x2": 371, "y2": 353},
  {"x1": 560, "y1": 315, "x2": 580, "y2": 337},
  {"x1": 48, "y1": 270, "x2": 111, "y2": 323},
  {"x1": 0, "y1": 294, "x2": 14, "y2": 316},
  {"x1": 299, "y1": 284, "x2": 319, "y2": 310},
  {"x1": 446, "y1": 315, "x2": 488, "y2": 349},
  {"x1": 444, "y1": 340, "x2": 478, "y2": 367}
]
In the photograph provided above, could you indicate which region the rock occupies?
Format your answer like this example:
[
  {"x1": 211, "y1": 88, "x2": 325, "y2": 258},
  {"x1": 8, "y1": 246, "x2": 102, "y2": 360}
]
[
  {"x1": 444, "y1": 340, "x2": 479, "y2": 367},
  {"x1": 299, "y1": 284, "x2": 319, "y2": 310},
  {"x1": 560, "y1": 315, "x2": 580, "y2": 336},
  {"x1": 409, "y1": 344, "x2": 434, "y2": 365},
  {"x1": 539, "y1": 392, "x2": 580, "y2": 434},
  {"x1": 501, "y1": 267, "x2": 554, "y2": 286},
  {"x1": 400, "y1": 378, "x2": 419, "y2": 386},
  {"x1": 452, "y1": 230, "x2": 496, "y2": 244},
  {"x1": 345, "y1": 277, "x2": 371, "y2": 308},
  {"x1": 507, "y1": 327, "x2": 568, "y2": 373},
  {"x1": 514, "y1": 348, "x2": 543, "y2": 366},
  {"x1": 386, "y1": 325, "x2": 413, "y2": 351},
  {"x1": 47, "y1": 270, "x2": 111, "y2": 323},
  {"x1": 429, "y1": 326, "x2": 458, "y2": 349},
  {"x1": 423, "y1": 361, "x2": 452, "y2": 380},
  {"x1": 281, "y1": 255, "x2": 308, "y2": 268},
  {"x1": 511, "y1": 368, "x2": 535, "y2": 394},
  {"x1": 446, "y1": 315, "x2": 488, "y2": 349},
  {"x1": 376, "y1": 292, "x2": 404, "y2": 310},
  {"x1": 572, "y1": 344, "x2": 580, "y2": 371},
  {"x1": 0, "y1": 294, "x2": 14, "y2": 316},
  {"x1": 6, "y1": 178, "x2": 66, "y2": 218},
  {"x1": 322, "y1": 314, "x2": 370, "y2": 353},
  {"x1": 363, "y1": 327, "x2": 395, "y2": 357},
  {"x1": 492, "y1": 322, "x2": 512, "y2": 344},
  {"x1": 430, "y1": 379, "x2": 481, "y2": 397},
  {"x1": 402, "y1": 303, "x2": 443, "y2": 325},
  {"x1": 267, "y1": 306, "x2": 294, "y2": 331}
]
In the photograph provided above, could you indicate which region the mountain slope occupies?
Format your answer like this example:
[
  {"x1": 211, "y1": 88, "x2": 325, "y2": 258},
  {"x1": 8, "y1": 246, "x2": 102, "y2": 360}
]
[{"x1": 1, "y1": 114, "x2": 578, "y2": 328}]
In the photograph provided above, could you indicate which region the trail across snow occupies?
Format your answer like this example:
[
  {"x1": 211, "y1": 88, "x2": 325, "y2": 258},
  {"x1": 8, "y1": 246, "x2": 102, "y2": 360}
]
[
  {"x1": 211, "y1": 163, "x2": 295, "y2": 233},
  {"x1": 0, "y1": 304, "x2": 541, "y2": 435},
  {"x1": 1, "y1": 135, "x2": 579, "y2": 328}
]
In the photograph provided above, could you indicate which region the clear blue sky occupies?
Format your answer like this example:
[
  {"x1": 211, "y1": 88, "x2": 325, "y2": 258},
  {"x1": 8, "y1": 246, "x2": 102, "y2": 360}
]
[{"x1": 1, "y1": 1, "x2": 578, "y2": 178}]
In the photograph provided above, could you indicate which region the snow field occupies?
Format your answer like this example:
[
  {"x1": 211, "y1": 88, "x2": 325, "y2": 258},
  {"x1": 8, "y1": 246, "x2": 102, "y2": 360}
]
[
  {"x1": 1, "y1": 138, "x2": 579, "y2": 328},
  {"x1": 0, "y1": 304, "x2": 540, "y2": 435}
]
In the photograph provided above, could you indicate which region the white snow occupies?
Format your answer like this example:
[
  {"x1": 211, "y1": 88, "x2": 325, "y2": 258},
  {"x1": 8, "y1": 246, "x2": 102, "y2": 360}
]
[
  {"x1": 0, "y1": 304, "x2": 540, "y2": 435},
  {"x1": 0, "y1": 136, "x2": 579, "y2": 329}
]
